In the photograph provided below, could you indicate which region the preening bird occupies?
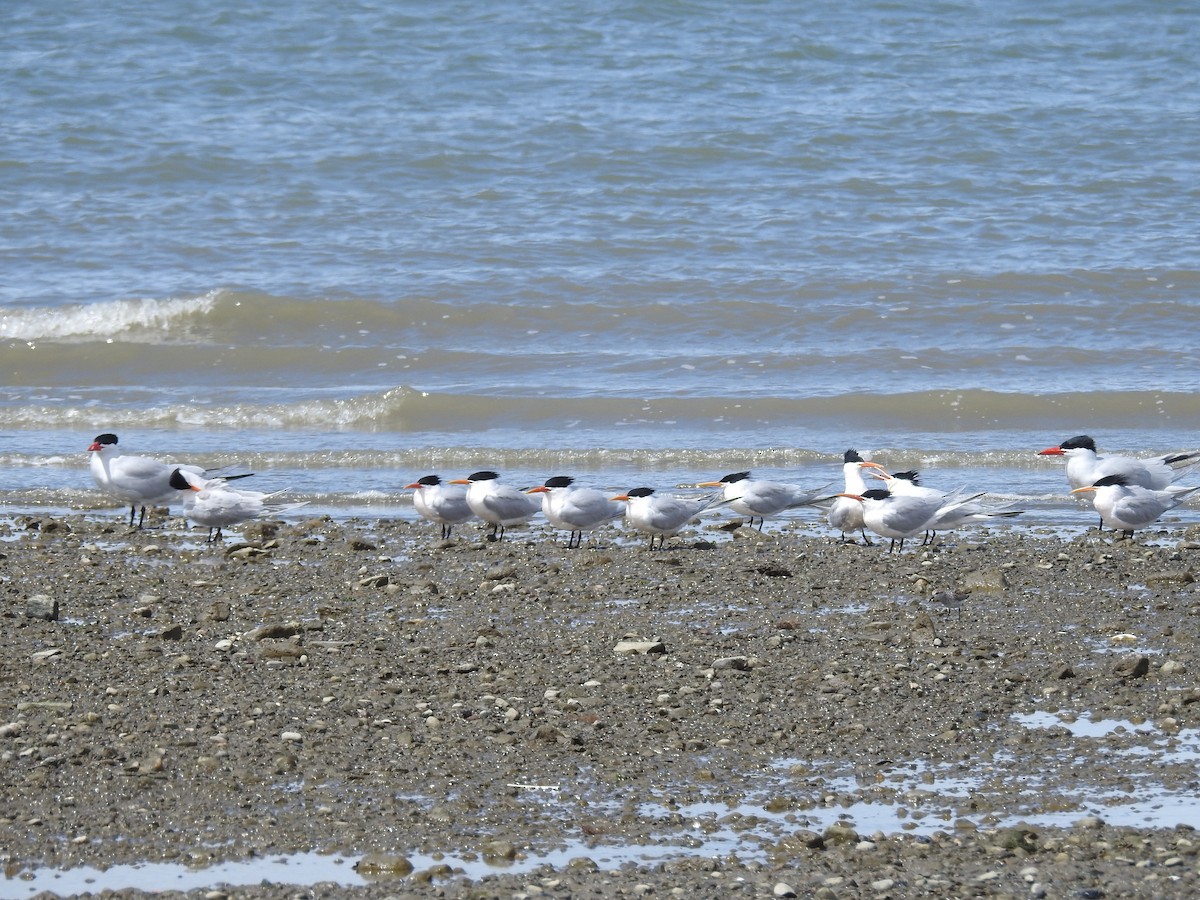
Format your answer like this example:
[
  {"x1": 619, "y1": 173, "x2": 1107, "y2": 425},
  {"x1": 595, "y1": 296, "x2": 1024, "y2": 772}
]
[
  {"x1": 169, "y1": 468, "x2": 305, "y2": 542},
  {"x1": 450, "y1": 470, "x2": 541, "y2": 541},
  {"x1": 835, "y1": 487, "x2": 988, "y2": 553},
  {"x1": 827, "y1": 449, "x2": 886, "y2": 543},
  {"x1": 877, "y1": 470, "x2": 1022, "y2": 543},
  {"x1": 406, "y1": 475, "x2": 474, "y2": 539},
  {"x1": 1070, "y1": 474, "x2": 1200, "y2": 539},
  {"x1": 526, "y1": 476, "x2": 624, "y2": 547},
  {"x1": 697, "y1": 471, "x2": 831, "y2": 531},
  {"x1": 611, "y1": 486, "x2": 722, "y2": 550}
]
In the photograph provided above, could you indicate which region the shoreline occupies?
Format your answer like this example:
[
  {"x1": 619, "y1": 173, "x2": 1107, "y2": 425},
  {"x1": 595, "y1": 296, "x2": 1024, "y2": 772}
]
[{"x1": 2, "y1": 512, "x2": 1199, "y2": 898}]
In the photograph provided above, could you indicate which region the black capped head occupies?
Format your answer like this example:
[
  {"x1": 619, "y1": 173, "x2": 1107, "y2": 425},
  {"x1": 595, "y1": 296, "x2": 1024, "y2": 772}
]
[
  {"x1": 1091, "y1": 474, "x2": 1129, "y2": 488},
  {"x1": 416, "y1": 475, "x2": 441, "y2": 486},
  {"x1": 168, "y1": 468, "x2": 191, "y2": 491},
  {"x1": 626, "y1": 487, "x2": 655, "y2": 498},
  {"x1": 544, "y1": 476, "x2": 575, "y2": 489},
  {"x1": 720, "y1": 471, "x2": 751, "y2": 484},
  {"x1": 1060, "y1": 435, "x2": 1097, "y2": 452},
  {"x1": 893, "y1": 471, "x2": 920, "y2": 484},
  {"x1": 93, "y1": 433, "x2": 118, "y2": 446},
  {"x1": 861, "y1": 489, "x2": 891, "y2": 501},
  {"x1": 843, "y1": 449, "x2": 863, "y2": 463},
  {"x1": 466, "y1": 470, "x2": 500, "y2": 482}
]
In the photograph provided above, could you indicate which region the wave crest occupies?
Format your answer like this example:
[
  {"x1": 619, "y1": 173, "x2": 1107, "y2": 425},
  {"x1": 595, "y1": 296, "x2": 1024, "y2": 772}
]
[{"x1": 1, "y1": 290, "x2": 224, "y2": 342}]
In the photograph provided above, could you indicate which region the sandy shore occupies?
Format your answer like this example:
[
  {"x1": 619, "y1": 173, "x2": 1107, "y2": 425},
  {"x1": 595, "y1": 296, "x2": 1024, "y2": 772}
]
[{"x1": 2, "y1": 510, "x2": 1200, "y2": 898}]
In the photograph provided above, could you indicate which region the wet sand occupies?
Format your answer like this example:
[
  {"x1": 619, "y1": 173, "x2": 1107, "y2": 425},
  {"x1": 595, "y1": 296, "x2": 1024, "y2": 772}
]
[{"x1": 2, "y1": 510, "x2": 1199, "y2": 898}]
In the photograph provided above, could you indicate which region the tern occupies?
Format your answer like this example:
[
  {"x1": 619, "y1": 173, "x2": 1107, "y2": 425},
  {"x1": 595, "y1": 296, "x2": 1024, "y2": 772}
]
[
  {"x1": 406, "y1": 475, "x2": 474, "y2": 539},
  {"x1": 1038, "y1": 435, "x2": 1200, "y2": 491},
  {"x1": 697, "y1": 471, "x2": 832, "y2": 531},
  {"x1": 875, "y1": 470, "x2": 1022, "y2": 543},
  {"x1": 88, "y1": 432, "x2": 208, "y2": 528},
  {"x1": 827, "y1": 450, "x2": 886, "y2": 543},
  {"x1": 450, "y1": 470, "x2": 541, "y2": 541},
  {"x1": 1070, "y1": 474, "x2": 1200, "y2": 539},
  {"x1": 610, "y1": 486, "x2": 722, "y2": 550},
  {"x1": 527, "y1": 476, "x2": 624, "y2": 547},
  {"x1": 169, "y1": 468, "x2": 305, "y2": 542},
  {"x1": 836, "y1": 487, "x2": 988, "y2": 553}
]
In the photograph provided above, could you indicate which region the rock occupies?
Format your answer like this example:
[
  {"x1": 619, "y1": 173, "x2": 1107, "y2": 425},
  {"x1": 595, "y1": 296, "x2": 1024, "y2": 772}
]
[
  {"x1": 245, "y1": 623, "x2": 302, "y2": 641},
  {"x1": 962, "y1": 568, "x2": 1008, "y2": 592},
  {"x1": 1113, "y1": 655, "x2": 1150, "y2": 679},
  {"x1": 158, "y1": 624, "x2": 184, "y2": 640},
  {"x1": 484, "y1": 561, "x2": 516, "y2": 581},
  {"x1": 357, "y1": 574, "x2": 391, "y2": 588},
  {"x1": 481, "y1": 840, "x2": 518, "y2": 862},
  {"x1": 911, "y1": 611, "x2": 938, "y2": 642},
  {"x1": 614, "y1": 640, "x2": 667, "y2": 655},
  {"x1": 207, "y1": 601, "x2": 232, "y2": 622},
  {"x1": 823, "y1": 822, "x2": 859, "y2": 845},
  {"x1": 773, "y1": 883, "x2": 797, "y2": 898},
  {"x1": 355, "y1": 852, "x2": 413, "y2": 875},
  {"x1": 25, "y1": 595, "x2": 58, "y2": 621},
  {"x1": 1145, "y1": 569, "x2": 1194, "y2": 585},
  {"x1": 712, "y1": 656, "x2": 749, "y2": 671},
  {"x1": 226, "y1": 545, "x2": 270, "y2": 559}
]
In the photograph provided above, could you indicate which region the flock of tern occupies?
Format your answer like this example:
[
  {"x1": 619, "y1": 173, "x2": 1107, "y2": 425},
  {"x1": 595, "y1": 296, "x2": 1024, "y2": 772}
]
[{"x1": 85, "y1": 433, "x2": 1200, "y2": 551}]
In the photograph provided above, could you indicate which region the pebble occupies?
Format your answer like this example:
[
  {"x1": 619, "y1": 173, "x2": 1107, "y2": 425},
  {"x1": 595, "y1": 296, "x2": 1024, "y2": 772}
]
[
  {"x1": 613, "y1": 640, "x2": 667, "y2": 655},
  {"x1": 24, "y1": 594, "x2": 59, "y2": 621}
]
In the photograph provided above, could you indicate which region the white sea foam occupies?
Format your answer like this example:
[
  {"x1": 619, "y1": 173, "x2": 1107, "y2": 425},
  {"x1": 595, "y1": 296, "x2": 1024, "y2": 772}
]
[{"x1": 0, "y1": 290, "x2": 222, "y2": 342}]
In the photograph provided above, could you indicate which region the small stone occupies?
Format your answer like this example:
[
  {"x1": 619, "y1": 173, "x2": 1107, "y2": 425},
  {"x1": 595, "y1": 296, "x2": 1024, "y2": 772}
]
[
  {"x1": 280, "y1": 731, "x2": 303, "y2": 742},
  {"x1": 484, "y1": 562, "x2": 516, "y2": 581},
  {"x1": 1144, "y1": 569, "x2": 1194, "y2": 585},
  {"x1": 245, "y1": 623, "x2": 302, "y2": 641},
  {"x1": 158, "y1": 624, "x2": 184, "y2": 640},
  {"x1": 773, "y1": 883, "x2": 797, "y2": 898},
  {"x1": 226, "y1": 545, "x2": 270, "y2": 559},
  {"x1": 823, "y1": 822, "x2": 859, "y2": 845},
  {"x1": 355, "y1": 852, "x2": 413, "y2": 875},
  {"x1": 25, "y1": 595, "x2": 59, "y2": 621},
  {"x1": 207, "y1": 601, "x2": 232, "y2": 622},
  {"x1": 961, "y1": 568, "x2": 1008, "y2": 593},
  {"x1": 481, "y1": 840, "x2": 518, "y2": 861},
  {"x1": 712, "y1": 656, "x2": 749, "y2": 670},
  {"x1": 1113, "y1": 655, "x2": 1150, "y2": 679},
  {"x1": 613, "y1": 640, "x2": 666, "y2": 655}
]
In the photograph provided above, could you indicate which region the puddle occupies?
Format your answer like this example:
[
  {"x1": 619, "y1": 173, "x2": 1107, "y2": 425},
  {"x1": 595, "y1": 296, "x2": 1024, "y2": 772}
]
[
  {"x1": 0, "y1": 836, "x2": 820, "y2": 900},
  {"x1": 1, "y1": 852, "x2": 366, "y2": 899}
]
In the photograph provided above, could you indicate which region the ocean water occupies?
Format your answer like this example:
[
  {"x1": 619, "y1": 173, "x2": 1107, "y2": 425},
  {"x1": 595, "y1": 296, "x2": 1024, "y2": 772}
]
[{"x1": 3, "y1": 0, "x2": 1199, "y2": 528}]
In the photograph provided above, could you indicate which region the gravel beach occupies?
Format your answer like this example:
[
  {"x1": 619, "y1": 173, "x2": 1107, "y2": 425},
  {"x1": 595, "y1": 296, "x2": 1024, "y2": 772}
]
[{"x1": 3, "y1": 509, "x2": 1200, "y2": 899}]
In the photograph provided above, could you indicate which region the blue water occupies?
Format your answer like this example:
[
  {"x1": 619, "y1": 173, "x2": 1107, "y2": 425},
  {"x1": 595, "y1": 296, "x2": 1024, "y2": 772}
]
[{"x1": 3, "y1": 0, "x2": 1199, "y2": 518}]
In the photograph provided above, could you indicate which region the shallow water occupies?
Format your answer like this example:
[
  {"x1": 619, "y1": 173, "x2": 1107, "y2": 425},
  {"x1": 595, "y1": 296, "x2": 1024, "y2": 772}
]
[{"x1": 5, "y1": 1, "x2": 1200, "y2": 516}]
